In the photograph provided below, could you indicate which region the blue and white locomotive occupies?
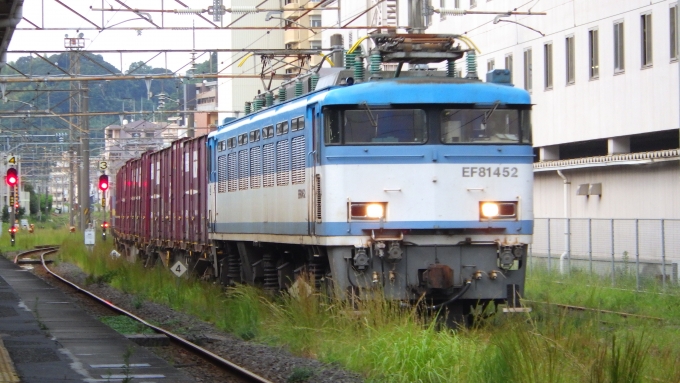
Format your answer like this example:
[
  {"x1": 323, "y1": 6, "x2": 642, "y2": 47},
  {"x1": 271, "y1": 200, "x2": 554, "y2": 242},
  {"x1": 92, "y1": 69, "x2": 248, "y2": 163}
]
[{"x1": 207, "y1": 34, "x2": 533, "y2": 321}]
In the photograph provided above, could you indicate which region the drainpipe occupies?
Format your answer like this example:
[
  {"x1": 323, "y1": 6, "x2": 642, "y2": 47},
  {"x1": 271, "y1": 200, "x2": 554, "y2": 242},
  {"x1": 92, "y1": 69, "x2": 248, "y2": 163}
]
[{"x1": 557, "y1": 170, "x2": 570, "y2": 274}]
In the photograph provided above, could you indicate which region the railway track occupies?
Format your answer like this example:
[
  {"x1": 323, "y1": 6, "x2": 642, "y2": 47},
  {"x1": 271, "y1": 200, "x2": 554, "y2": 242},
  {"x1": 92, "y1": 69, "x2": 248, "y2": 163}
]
[
  {"x1": 525, "y1": 300, "x2": 666, "y2": 322},
  {"x1": 15, "y1": 248, "x2": 275, "y2": 383}
]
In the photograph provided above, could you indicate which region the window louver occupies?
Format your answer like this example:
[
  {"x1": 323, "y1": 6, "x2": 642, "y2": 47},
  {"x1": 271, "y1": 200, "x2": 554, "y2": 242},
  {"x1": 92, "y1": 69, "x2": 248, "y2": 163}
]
[
  {"x1": 238, "y1": 150, "x2": 249, "y2": 190},
  {"x1": 217, "y1": 155, "x2": 227, "y2": 193},
  {"x1": 263, "y1": 143, "x2": 275, "y2": 188},
  {"x1": 250, "y1": 146, "x2": 261, "y2": 189},
  {"x1": 276, "y1": 140, "x2": 290, "y2": 186},
  {"x1": 315, "y1": 174, "x2": 322, "y2": 222},
  {"x1": 291, "y1": 136, "x2": 305, "y2": 184},
  {"x1": 228, "y1": 152, "x2": 237, "y2": 192}
]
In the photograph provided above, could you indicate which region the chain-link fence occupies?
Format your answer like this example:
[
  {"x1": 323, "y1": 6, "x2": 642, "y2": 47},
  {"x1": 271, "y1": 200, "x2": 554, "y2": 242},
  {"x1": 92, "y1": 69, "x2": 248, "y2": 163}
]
[{"x1": 530, "y1": 218, "x2": 680, "y2": 291}]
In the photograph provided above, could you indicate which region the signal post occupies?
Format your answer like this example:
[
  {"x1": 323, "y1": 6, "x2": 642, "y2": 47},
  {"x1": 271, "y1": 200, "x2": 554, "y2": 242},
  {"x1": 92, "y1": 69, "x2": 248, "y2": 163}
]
[
  {"x1": 6, "y1": 154, "x2": 19, "y2": 246},
  {"x1": 98, "y1": 160, "x2": 109, "y2": 240}
]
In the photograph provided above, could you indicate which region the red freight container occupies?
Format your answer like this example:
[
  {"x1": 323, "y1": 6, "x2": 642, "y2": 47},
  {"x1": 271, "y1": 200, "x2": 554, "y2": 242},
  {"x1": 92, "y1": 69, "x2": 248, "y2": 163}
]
[{"x1": 115, "y1": 135, "x2": 210, "y2": 267}]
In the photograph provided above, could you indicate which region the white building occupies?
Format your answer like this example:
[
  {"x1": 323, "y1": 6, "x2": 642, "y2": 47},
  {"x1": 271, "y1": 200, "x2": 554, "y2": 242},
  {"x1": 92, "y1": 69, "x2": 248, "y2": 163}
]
[{"x1": 427, "y1": 0, "x2": 680, "y2": 219}]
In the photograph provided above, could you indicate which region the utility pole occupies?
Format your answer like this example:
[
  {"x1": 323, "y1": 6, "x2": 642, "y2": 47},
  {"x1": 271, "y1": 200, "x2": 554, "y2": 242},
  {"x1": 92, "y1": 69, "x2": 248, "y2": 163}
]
[
  {"x1": 79, "y1": 82, "x2": 91, "y2": 230},
  {"x1": 68, "y1": 49, "x2": 79, "y2": 229},
  {"x1": 66, "y1": 34, "x2": 86, "y2": 230}
]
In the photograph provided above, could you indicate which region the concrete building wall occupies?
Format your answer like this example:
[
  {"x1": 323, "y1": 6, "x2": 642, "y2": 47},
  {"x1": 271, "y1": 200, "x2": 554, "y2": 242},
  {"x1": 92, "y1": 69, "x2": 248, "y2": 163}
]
[{"x1": 430, "y1": 0, "x2": 679, "y2": 148}]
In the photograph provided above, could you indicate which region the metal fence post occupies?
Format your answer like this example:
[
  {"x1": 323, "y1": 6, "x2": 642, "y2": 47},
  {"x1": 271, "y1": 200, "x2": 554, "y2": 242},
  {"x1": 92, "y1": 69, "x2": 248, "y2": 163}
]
[
  {"x1": 588, "y1": 218, "x2": 592, "y2": 276},
  {"x1": 547, "y1": 218, "x2": 551, "y2": 273},
  {"x1": 611, "y1": 219, "x2": 615, "y2": 286},
  {"x1": 567, "y1": 217, "x2": 571, "y2": 275},
  {"x1": 635, "y1": 219, "x2": 640, "y2": 291},
  {"x1": 662, "y1": 219, "x2": 666, "y2": 290}
]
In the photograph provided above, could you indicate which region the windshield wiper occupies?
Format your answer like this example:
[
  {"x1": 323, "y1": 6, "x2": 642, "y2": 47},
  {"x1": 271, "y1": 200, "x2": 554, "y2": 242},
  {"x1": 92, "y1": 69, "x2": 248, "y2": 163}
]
[
  {"x1": 360, "y1": 101, "x2": 378, "y2": 128},
  {"x1": 482, "y1": 100, "x2": 501, "y2": 125}
]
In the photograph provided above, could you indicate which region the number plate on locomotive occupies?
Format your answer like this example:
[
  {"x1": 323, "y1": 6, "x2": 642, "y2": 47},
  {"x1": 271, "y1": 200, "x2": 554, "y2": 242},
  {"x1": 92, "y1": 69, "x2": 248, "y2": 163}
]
[{"x1": 462, "y1": 167, "x2": 519, "y2": 178}]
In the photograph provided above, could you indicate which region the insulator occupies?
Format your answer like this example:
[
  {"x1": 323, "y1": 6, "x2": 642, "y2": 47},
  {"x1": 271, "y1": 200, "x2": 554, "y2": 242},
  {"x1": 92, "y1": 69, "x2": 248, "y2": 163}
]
[
  {"x1": 466, "y1": 51, "x2": 478, "y2": 79},
  {"x1": 310, "y1": 73, "x2": 319, "y2": 91},
  {"x1": 447, "y1": 59, "x2": 456, "y2": 77},
  {"x1": 278, "y1": 86, "x2": 286, "y2": 102},
  {"x1": 294, "y1": 80, "x2": 303, "y2": 97},
  {"x1": 438, "y1": 8, "x2": 465, "y2": 16},
  {"x1": 244, "y1": 101, "x2": 251, "y2": 115},
  {"x1": 227, "y1": 253, "x2": 241, "y2": 285},
  {"x1": 345, "y1": 51, "x2": 355, "y2": 70},
  {"x1": 229, "y1": 5, "x2": 257, "y2": 14},
  {"x1": 263, "y1": 254, "x2": 278, "y2": 292},
  {"x1": 354, "y1": 55, "x2": 365, "y2": 82},
  {"x1": 369, "y1": 53, "x2": 381, "y2": 75},
  {"x1": 253, "y1": 97, "x2": 264, "y2": 111},
  {"x1": 265, "y1": 92, "x2": 273, "y2": 107},
  {"x1": 174, "y1": 8, "x2": 204, "y2": 14}
]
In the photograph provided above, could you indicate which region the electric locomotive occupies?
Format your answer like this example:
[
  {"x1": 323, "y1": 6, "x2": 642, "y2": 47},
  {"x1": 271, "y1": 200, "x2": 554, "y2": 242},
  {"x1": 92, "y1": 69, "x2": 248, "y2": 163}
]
[{"x1": 207, "y1": 34, "x2": 533, "y2": 320}]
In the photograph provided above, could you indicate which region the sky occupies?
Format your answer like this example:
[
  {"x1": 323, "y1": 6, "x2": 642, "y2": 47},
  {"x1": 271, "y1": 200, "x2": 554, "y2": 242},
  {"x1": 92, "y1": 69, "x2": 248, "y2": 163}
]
[{"x1": 9, "y1": 0, "x2": 251, "y2": 74}]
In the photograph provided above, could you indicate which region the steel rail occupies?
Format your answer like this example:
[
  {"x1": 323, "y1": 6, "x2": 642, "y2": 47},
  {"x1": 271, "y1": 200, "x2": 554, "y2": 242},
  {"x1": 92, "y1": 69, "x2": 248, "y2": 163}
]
[
  {"x1": 525, "y1": 300, "x2": 665, "y2": 322},
  {"x1": 37, "y1": 250, "x2": 273, "y2": 383}
]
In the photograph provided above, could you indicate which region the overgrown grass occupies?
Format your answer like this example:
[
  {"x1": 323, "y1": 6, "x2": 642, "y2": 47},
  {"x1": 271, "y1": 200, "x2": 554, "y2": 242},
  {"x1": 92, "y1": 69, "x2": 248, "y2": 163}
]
[
  {"x1": 51, "y1": 237, "x2": 680, "y2": 382},
  {"x1": 101, "y1": 315, "x2": 155, "y2": 335}
]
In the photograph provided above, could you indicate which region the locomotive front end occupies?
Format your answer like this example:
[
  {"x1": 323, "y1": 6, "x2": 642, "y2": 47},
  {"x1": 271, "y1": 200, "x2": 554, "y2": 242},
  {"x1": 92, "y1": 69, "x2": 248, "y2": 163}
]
[{"x1": 318, "y1": 78, "x2": 533, "y2": 318}]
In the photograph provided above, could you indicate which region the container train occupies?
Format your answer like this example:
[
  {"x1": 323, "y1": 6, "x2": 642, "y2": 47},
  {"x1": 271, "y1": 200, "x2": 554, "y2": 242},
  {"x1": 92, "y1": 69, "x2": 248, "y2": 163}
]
[{"x1": 113, "y1": 33, "x2": 533, "y2": 323}]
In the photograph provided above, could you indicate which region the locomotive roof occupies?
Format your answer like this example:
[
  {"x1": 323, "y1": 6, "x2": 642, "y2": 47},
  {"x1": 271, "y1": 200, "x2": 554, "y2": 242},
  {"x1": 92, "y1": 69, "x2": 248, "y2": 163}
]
[
  {"x1": 211, "y1": 76, "x2": 530, "y2": 138},
  {"x1": 320, "y1": 76, "x2": 531, "y2": 106}
]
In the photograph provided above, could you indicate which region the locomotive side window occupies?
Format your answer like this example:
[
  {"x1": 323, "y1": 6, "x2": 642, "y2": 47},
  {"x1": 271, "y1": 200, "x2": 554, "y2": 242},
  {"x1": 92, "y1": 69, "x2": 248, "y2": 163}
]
[
  {"x1": 276, "y1": 121, "x2": 289, "y2": 135},
  {"x1": 249, "y1": 129, "x2": 261, "y2": 142},
  {"x1": 291, "y1": 116, "x2": 305, "y2": 131},
  {"x1": 238, "y1": 133, "x2": 248, "y2": 146},
  {"x1": 263, "y1": 125, "x2": 274, "y2": 139},
  {"x1": 227, "y1": 137, "x2": 237, "y2": 149},
  {"x1": 440, "y1": 108, "x2": 531, "y2": 144},
  {"x1": 324, "y1": 107, "x2": 427, "y2": 145},
  {"x1": 218, "y1": 140, "x2": 227, "y2": 151}
]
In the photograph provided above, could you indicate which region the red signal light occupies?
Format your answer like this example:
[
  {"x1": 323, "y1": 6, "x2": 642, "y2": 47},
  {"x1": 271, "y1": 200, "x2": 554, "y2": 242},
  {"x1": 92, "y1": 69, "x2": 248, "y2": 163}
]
[
  {"x1": 6, "y1": 168, "x2": 18, "y2": 187},
  {"x1": 101, "y1": 221, "x2": 109, "y2": 229},
  {"x1": 98, "y1": 174, "x2": 109, "y2": 191},
  {"x1": 9, "y1": 226, "x2": 17, "y2": 234}
]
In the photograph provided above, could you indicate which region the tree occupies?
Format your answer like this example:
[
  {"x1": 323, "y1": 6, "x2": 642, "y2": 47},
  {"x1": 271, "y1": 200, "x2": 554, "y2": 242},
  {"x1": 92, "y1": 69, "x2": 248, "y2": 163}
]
[{"x1": 1, "y1": 206, "x2": 8, "y2": 223}]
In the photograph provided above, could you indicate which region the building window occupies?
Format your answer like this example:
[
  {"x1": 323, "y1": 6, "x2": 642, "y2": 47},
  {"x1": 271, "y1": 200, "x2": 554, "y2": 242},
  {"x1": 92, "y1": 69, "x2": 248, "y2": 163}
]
[
  {"x1": 505, "y1": 54, "x2": 513, "y2": 82},
  {"x1": 470, "y1": 0, "x2": 476, "y2": 8},
  {"x1": 487, "y1": 58, "x2": 495, "y2": 72},
  {"x1": 523, "y1": 48, "x2": 532, "y2": 92},
  {"x1": 310, "y1": 40, "x2": 322, "y2": 50},
  {"x1": 589, "y1": 28, "x2": 599, "y2": 79},
  {"x1": 641, "y1": 13, "x2": 653, "y2": 67},
  {"x1": 566, "y1": 36, "x2": 575, "y2": 84},
  {"x1": 614, "y1": 21, "x2": 625, "y2": 72},
  {"x1": 310, "y1": 15, "x2": 321, "y2": 28},
  {"x1": 671, "y1": 5, "x2": 678, "y2": 60},
  {"x1": 544, "y1": 42, "x2": 553, "y2": 89}
]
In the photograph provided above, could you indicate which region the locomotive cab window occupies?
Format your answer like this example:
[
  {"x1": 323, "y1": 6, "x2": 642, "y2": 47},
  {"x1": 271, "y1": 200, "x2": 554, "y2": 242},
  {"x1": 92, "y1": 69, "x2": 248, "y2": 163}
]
[
  {"x1": 291, "y1": 116, "x2": 305, "y2": 131},
  {"x1": 324, "y1": 107, "x2": 427, "y2": 145},
  {"x1": 440, "y1": 107, "x2": 532, "y2": 144}
]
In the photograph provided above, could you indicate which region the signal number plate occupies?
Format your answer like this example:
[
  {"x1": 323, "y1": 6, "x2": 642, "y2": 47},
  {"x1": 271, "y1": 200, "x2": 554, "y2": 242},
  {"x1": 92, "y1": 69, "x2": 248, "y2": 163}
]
[{"x1": 462, "y1": 167, "x2": 518, "y2": 178}]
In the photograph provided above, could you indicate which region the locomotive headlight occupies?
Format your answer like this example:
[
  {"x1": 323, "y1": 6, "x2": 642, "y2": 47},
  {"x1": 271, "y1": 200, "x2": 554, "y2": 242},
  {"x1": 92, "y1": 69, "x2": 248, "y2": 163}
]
[
  {"x1": 480, "y1": 201, "x2": 518, "y2": 220},
  {"x1": 349, "y1": 202, "x2": 386, "y2": 220},
  {"x1": 480, "y1": 202, "x2": 500, "y2": 218},
  {"x1": 366, "y1": 204, "x2": 384, "y2": 218}
]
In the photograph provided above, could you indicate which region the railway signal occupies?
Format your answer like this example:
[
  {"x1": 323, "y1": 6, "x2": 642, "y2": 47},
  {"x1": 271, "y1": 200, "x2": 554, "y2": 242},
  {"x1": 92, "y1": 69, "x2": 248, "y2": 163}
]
[
  {"x1": 6, "y1": 167, "x2": 18, "y2": 187},
  {"x1": 101, "y1": 221, "x2": 108, "y2": 240},
  {"x1": 8, "y1": 226, "x2": 16, "y2": 246},
  {"x1": 98, "y1": 175, "x2": 109, "y2": 191}
]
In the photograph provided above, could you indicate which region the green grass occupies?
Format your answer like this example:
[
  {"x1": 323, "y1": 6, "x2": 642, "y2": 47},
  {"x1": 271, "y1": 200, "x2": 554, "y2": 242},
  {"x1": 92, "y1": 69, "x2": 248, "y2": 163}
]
[
  {"x1": 33, "y1": 235, "x2": 680, "y2": 383},
  {"x1": 101, "y1": 315, "x2": 155, "y2": 335}
]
